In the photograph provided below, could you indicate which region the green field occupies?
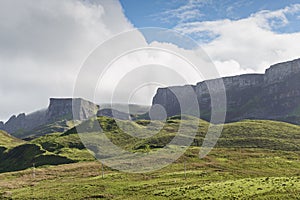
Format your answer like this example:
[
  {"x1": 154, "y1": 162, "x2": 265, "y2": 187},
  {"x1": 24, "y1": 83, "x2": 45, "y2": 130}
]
[
  {"x1": 0, "y1": 117, "x2": 300, "y2": 199},
  {"x1": 0, "y1": 147, "x2": 299, "y2": 199}
]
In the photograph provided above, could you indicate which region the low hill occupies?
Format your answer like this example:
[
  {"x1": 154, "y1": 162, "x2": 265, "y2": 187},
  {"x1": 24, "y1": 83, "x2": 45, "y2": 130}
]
[
  {"x1": 124, "y1": 117, "x2": 300, "y2": 151},
  {"x1": 0, "y1": 130, "x2": 24, "y2": 149},
  {"x1": 1, "y1": 116, "x2": 300, "y2": 173},
  {"x1": 21, "y1": 120, "x2": 80, "y2": 140},
  {"x1": 0, "y1": 130, "x2": 95, "y2": 173},
  {"x1": 216, "y1": 120, "x2": 300, "y2": 150},
  {"x1": 99, "y1": 103, "x2": 150, "y2": 115}
]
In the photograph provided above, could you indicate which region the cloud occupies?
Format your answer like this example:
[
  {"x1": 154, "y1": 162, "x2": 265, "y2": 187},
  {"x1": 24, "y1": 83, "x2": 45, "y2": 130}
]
[
  {"x1": 175, "y1": 4, "x2": 300, "y2": 74},
  {"x1": 0, "y1": 0, "x2": 216, "y2": 121},
  {"x1": 0, "y1": 0, "x2": 133, "y2": 121},
  {"x1": 154, "y1": 0, "x2": 209, "y2": 24},
  {"x1": 2, "y1": 1, "x2": 300, "y2": 122},
  {"x1": 93, "y1": 40, "x2": 215, "y2": 105},
  {"x1": 0, "y1": 0, "x2": 218, "y2": 122},
  {"x1": 214, "y1": 60, "x2": 255, "y2": 77}
]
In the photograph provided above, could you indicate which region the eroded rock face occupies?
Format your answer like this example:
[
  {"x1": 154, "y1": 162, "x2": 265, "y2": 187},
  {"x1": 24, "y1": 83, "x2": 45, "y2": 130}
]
[
  {"x1": 152, "y1": 58, "x2": 300, "y2": 124},
  {"x1": 0, "y1": 98, "x2": 99, "y2": 137},
  {"x1": 0, "y1": 122, "x2": 4, "y2": 129},
  {"x1": 46, "y1": 98, "x2": 98, "y2": 122}
]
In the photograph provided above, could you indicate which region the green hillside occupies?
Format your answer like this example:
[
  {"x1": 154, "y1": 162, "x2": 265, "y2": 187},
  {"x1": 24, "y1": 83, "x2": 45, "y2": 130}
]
[
  {"x1": 1, "y1": 117, "x2": 300, "y2": 198},
  {"x1": 216, "y1": 120, "x2": 300, "y2": 150},
  {"x1": 1, "y1": 117, "x2": 300, "y2": 173},
  {"x1": 0, "y1": 130, "x2": 24, "y2": 149},
  {"x1": 0, "y1": 147, "x2": 299, "y2": 199},
  {"x1": 99, "y1": 103, "x2": 150, "y2": 114},
  {"x1": 16, "y1": 120, "x2": 79, "y2": 140}
]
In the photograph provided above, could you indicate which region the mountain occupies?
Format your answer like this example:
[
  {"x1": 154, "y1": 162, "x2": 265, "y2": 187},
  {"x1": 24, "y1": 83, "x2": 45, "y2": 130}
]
[
  {"x1": 2, "y1": 58, "x2": 300, "y2": 139},
  {"x1": 152, "y1": 58, "x2": 300, "y2": 124},
  {"x1": 0, "y1": 98, "x2": 99, "y2": 138}
]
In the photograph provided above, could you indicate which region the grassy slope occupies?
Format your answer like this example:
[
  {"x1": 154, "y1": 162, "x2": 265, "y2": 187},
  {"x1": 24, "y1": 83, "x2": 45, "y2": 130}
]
[
  {"x1": 1, "y1": 117, "x2": 300, "y2": 199},
  {"x1": 216, "y1": 120, "x2": 300, "y2": 150},
  {"x1": 0, "y1": 120, "x2": 93, "y2": 173},
  {"x1": 19, "y1": 120, "x2": 80, "y2": 140},
  {"x1": 2, "y1": 117, "x2": 300, "y2": 173},
  {"x1": 0, "y1": 130, "x2": 24, "y2": 149},
  {"x1": 0, "y1": 147, "x2": 299, "y2": 199}
]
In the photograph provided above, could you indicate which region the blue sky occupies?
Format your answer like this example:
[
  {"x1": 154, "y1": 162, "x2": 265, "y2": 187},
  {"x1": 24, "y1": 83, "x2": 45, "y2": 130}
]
[
  {"x1": 120, "y1": 0, "x2": 300, "y2": 35},
  {"x1": 118, "y1": 0, "x2": 300, "y2": 74}
]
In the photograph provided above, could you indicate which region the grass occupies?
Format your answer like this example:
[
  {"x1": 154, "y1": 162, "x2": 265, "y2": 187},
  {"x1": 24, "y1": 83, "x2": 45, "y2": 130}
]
[
  {"x1": 0, "y1": 131, "x2": 94, "y2": 173},
  {"x1": 0, "y1": 147, "x2": 299, "y2": 199},
  {"x1": 1, "y1": 116, "x2": 300, "y2": 173},
  {"x1": 1, "y1": 116, "x2": 300, "y2": 198},
  {"x1": 0, "y1": 130, "x2": 24, "y2": 149}
]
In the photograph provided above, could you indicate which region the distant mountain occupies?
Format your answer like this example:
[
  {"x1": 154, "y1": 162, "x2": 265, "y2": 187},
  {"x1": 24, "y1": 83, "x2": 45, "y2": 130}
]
[
  {"x1": 153, "y1": 58, "x2": 300, "y2": 124},
  {"x1": 0, "y1": 98, "x2": 99, "y2": 138},
  {"x1": 0, "y1": 99, "x2": 150, "y2": 139},
  {"x1": 2, "y1": 58, "x2": 300, "y2": 139}
]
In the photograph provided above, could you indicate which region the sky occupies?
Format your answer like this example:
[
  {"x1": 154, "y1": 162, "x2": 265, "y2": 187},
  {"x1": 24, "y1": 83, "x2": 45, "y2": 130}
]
[{"x1": 1, "y1": 0, "x2": 300, "y2": 121}]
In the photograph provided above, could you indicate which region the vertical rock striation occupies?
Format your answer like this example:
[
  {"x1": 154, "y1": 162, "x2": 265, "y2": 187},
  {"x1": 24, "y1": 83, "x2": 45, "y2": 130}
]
[
  {"x1": 0, "y1": 98, "x2": 99, "y2": 137},
  {"x1": 152, "y1": 58, "x2": 300, "y2": 124}
]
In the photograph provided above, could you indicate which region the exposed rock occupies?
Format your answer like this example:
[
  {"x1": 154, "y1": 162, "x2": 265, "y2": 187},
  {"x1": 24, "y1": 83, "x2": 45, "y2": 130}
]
[
  {"x1": 46, "y1": 98, "x2": 98, "y2": 122},
  {"x1": 152, "y1": 58, "x2": 300, "y2": 124},
  {"x1": 0, "y1": 98, "x2": 99, "y2": 137}
]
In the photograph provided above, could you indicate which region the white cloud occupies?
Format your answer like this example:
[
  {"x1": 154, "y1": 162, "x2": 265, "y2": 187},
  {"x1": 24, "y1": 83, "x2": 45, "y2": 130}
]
[
  {"x1": 214, "y1": 60, "x2": 255, "y2": 77},
  {"x1": 0, "y1": 0, "x2": 133, "y2": 121},
  {"x1": 2, "y1": 1, "x2": 300, "y2": 123},
  {"x1": 94, "y1": 41, "x2": 213, "y2": 105},
  {"x1": 175, "y1": 4, "x2": 300, "y2": 74},
  {"x1": 154, "y1": 0, "x2": 209, "y2": 23},
  {"x1": 0, "y1": 0, "x2": 217, "y2": 121}
]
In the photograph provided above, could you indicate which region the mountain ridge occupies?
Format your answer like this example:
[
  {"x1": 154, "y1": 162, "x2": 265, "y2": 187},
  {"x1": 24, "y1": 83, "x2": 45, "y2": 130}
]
[
  {"x1": 152, "y1": 58, "x2": 300, "y2": 124},
  {"x1": 0, "y1": 98, "x2": 99, "y2": 138},
  {"x1": 1, "y1": 58, "x2": 300, "y2": 138}
]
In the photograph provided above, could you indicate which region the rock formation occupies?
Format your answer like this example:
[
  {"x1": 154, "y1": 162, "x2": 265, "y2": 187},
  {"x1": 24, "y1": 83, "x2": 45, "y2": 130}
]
[
  {"x1": 152, "y1": 58, "x2": 300, "y2": 124},
  {"x1": 0, "y1": 98, "x2": 99, "y2": 137}
]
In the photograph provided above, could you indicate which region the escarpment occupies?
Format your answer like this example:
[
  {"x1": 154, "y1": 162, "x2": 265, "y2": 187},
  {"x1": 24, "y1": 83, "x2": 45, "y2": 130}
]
[{"x1": 152, "y1": 58, "x2": 300, "y2": 124}]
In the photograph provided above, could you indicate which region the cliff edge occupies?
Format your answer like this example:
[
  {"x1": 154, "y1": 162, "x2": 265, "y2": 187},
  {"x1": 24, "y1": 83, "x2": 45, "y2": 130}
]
[
  {"x1": 152, "y1": 58, "x2": 300, "y2": 124},
  {"x1": 0, "y1": 98, "x2": 99, "y2": 138}
]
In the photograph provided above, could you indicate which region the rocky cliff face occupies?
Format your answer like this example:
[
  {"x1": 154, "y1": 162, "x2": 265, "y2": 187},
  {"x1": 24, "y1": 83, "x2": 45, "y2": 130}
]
[
  {"x1": 152, "y1": 58, "x2": 300, "y2": 124},
  {"x1": 0, "y1": 98, "x2": 99, "y2": 137},
  {"x1": 46, "y1": 98, "x2": 99, "y2": 122},
  {"x1": 0, "y1": 122, "x2": 4, "y2": 130}
]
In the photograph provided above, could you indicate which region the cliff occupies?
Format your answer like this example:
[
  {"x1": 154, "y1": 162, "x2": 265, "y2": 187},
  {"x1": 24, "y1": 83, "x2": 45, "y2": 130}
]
[
  {"x1": 0, "y1": 98, "x2": 99, "y2": 137},
  {"x1": 152, "y1": 58, "x2": 300, "y2": 124},
  {"x1": 46, "y1": 98, "x2": 99, "y2": 122}
]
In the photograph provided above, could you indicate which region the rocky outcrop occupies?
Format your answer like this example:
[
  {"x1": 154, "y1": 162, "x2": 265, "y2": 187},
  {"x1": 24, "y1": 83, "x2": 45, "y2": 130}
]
[
  {"x1": 46, "y1": 98, "x2": 99, "y2": 122},
  {"x1": 0, "y1": 98, "x2": 99, "y2": 137},
  {"x1": 152, "y1": 58, "x2": 300, "y2": 124}
]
